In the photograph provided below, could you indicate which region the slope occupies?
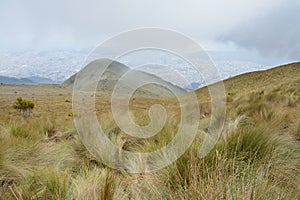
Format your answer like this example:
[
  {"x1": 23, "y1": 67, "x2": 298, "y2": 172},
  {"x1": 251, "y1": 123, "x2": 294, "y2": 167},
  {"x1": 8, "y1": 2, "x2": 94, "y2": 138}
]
[
  {"x1": 195, "y1": 62, "x2": 300, "y2": 102},
  {"x1": 63, "y1": 59, "x2": 186, "y2": 98}
]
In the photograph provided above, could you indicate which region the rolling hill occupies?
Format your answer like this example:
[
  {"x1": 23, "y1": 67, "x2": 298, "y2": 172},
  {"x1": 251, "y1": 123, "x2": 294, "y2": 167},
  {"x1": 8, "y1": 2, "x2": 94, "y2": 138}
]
[{"x1": 63, "y1": 59, "x2": 186, "y2": 98}]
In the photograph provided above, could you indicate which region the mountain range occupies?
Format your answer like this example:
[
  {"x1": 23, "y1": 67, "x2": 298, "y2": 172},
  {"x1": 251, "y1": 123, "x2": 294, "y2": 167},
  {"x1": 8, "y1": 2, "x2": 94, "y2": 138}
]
[{"x1": 0, "y1": 75, "x2": 55, "y2": 85}]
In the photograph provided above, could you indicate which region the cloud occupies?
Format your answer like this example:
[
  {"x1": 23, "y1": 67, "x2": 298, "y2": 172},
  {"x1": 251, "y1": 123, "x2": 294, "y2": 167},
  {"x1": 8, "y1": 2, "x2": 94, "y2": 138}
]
[
  {"x1": 219, "y1": 0, "x2": 300, "y2": 60},
  {"x1": 0, "y1": 0, "x2": 295, "y2": 63}
]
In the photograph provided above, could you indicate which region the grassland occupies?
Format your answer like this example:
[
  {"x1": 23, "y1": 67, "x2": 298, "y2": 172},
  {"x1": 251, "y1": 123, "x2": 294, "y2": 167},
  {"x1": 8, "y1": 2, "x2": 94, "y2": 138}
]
[{"x1": 0, "y1": 62, "x2": 299, "y2": 199}]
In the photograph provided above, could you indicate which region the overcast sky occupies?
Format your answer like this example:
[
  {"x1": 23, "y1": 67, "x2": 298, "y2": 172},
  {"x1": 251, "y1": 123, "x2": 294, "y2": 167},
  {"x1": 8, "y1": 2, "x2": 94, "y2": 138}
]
[{"x1": 0, "y1": 0, "x2": 299, "y2": 63}]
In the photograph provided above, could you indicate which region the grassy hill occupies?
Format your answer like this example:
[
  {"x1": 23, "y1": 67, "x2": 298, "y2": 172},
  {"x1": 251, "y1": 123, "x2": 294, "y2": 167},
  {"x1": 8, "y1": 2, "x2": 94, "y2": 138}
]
[
  {"x1": 196, "y1": 62, "x2": 299, "y2": 97},
  {"x1": 0, "y1": 62, "x2": 299, "y2": 199},
  {"x1": 63, "y1": 59, "x2": 186, "y2": 98},
  {"x1": 220, "y1": 62, "x2": 299, "y2": 95}
]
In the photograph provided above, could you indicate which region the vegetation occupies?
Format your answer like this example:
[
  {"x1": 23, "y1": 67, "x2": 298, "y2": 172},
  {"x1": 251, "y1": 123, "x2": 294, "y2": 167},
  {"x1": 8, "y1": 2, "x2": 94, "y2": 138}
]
[
  {"x1": 0, "y1": 62, "x2": 299, "y2": 199},
  {"x1": 13, "y1": 97, "x2": 35, "y2": 121}
]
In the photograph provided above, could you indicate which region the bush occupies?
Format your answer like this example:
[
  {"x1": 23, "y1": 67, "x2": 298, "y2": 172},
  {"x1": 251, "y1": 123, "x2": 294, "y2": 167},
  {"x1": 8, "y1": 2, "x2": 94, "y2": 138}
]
[{"x1": 13, "y1": 97, "x2": 35, "y2": 120}]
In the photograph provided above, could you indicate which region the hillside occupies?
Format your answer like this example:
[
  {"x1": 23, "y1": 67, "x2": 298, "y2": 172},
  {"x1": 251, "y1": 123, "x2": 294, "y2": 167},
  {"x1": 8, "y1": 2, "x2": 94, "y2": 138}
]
[
  {"x1": 195, "y1": 62, "x2": 300, "y2": 102},
  {"x1": 0, "y1": 62, "x2": 299, "y2": 199},
  {"x1": 63, "y1": 59, "x2": 186, "y2": 98},
  {"x1": 194, "y1": 62, "x2": 300, "y2": 140},
  {"x1": 223, "y1": 62, "x2": 300, "y2": 94}
]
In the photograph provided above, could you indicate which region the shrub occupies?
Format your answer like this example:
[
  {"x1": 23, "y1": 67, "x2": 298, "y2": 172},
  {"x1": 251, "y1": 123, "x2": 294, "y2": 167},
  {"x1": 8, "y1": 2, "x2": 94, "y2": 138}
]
[
  {"x1": 13, "y1": 97, "x2": 35, "y2": 120},
  {"x1": 68, "y1": 112, "x2": 74, "y2": 117}
]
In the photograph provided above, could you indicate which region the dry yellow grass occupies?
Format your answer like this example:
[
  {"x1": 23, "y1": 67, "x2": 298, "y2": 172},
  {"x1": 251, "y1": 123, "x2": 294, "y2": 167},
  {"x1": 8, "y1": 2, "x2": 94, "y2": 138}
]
[{"x1": 0, "y1": 62, "x2": 299, "y2": 199}]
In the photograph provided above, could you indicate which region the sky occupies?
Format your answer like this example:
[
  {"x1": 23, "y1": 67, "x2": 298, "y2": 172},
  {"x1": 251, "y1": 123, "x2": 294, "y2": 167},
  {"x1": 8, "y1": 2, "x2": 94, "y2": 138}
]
[{"x1": 0, "y1": 0, "x2": 299, "y2": 65}]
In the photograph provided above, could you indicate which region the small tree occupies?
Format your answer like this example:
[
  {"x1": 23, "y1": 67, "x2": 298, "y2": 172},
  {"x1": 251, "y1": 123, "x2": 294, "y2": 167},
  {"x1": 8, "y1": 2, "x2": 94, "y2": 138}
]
[{"x1": 13, "y1": 97, "x2": 35, "y2": 120}]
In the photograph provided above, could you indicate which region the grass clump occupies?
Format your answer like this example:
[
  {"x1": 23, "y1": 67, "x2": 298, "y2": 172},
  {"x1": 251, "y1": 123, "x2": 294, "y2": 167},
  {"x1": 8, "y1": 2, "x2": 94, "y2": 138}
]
[
  {"x1": 10, "y1": 167, "x2": 72, "y2": 200},
  {"x1": 73, "y1": 167, "x2": 120, "y2": 200},
  {"x1": 157, "y1": 121, "x2": 300, "y2": 199}
]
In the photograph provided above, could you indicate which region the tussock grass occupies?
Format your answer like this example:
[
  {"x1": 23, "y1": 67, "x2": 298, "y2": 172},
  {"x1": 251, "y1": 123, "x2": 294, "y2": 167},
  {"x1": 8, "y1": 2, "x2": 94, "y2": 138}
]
[
  {"x1": 0, "y1": 63, "x2": 300, "y2": 199},
  {"x1": 73, "y1": 167, "x2": 120, "y2": 200},
  {"x1": 0, "y1": 102, "x2": 299, "y2": 199},
  {"x1": 156, "y1": 122, "x2": 300, "y2": 199},
  {"x1": 10, "y1": 167, "x2": 72, "y2": 200},
  {"x1": 291, "y1": 121, "x2": 300, "y2": 140}
]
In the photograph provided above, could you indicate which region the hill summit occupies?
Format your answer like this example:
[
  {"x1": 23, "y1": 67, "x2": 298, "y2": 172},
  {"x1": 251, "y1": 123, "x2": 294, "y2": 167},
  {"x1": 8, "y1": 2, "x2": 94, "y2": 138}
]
[{"x1": 63, "y1": 59, "x2": 186, "y2": 98}]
